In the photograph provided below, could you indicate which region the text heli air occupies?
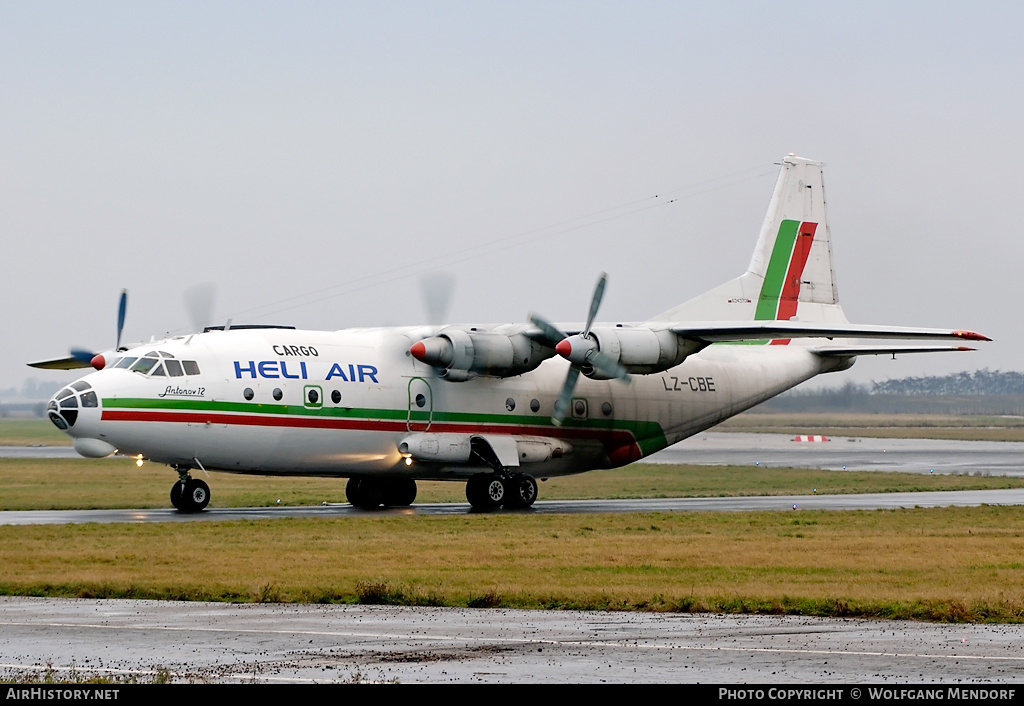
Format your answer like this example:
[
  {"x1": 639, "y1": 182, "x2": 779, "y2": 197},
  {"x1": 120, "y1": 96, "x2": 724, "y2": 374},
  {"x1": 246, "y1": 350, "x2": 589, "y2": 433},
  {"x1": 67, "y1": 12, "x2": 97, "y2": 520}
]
[{"x1": 31, "y1": 155, "x2": 990, "y2": 513}]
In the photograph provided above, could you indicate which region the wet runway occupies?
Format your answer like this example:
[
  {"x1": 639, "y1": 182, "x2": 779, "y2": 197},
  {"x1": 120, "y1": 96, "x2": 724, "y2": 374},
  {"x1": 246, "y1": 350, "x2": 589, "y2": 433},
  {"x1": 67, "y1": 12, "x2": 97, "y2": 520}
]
[
  {"x1": 2, "y1": 598, "x2": 1023, "y2": 683},
  {"x1": 651, "y1": 432, "x2": 1024, "y2": 475},
  {"x1": 3, "y1": 488, "x2": 1024, "y2": 527}
]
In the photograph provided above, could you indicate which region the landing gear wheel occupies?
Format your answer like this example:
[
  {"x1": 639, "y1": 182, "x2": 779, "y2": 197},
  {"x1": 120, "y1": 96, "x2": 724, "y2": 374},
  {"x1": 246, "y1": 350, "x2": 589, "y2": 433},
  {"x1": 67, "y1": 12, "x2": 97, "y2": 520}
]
[
  {"x1": 382, "y1": 478, "x2": 417, "y2": 507},
  {"x1": 180, "y1": 478, "x2": 210, "y2": 513},
  {"x1": 346, "y1": 477, "x2": 384, "y2": 509},
  {"x1": 466, "y1": 474, "x2": 487, "y2": 510},
  {"x1": 504, "y1": 473, "x2": 538, "y2": 508},
  {"x1": 484, "y1": 476, "x2": 507, "y2": 508},
  {"x1": 170, "y1": 481, "x2": 183, "y2": 510}
]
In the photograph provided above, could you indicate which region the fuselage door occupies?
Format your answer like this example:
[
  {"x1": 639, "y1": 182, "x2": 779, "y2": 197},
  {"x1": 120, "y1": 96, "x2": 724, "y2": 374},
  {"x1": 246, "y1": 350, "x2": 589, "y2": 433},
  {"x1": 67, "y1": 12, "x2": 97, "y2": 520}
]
[{"x1": 407, "y1": 377, "x2": 433, "y2": 432}]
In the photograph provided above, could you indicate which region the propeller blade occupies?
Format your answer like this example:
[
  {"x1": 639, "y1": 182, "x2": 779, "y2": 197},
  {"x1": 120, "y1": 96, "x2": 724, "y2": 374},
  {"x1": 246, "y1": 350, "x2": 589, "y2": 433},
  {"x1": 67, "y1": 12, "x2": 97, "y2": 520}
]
[
  {"x1": 529, "y1": 314, "x2": 567, "y2": 349},
  {"x1": 587, "y1": 349, "x2": 631, "y2": 381},
  {"x1": 552, "y1": 366, "x2": 580, "y2": 426},
  {"x1": 115, "y1": 289, "x2": 128, "y2": 350},
  {"x1": 70, "y1": 348, "x2": 98, "y2": 364},
  {"x1": 420, "y1": 271, "x2": 456, "y2": 326},
  {"x1": 184, "y1": 283, "x2": 217, "y2": 332},
  {"x1": 583, "y1": 273, "x2": 607, "y2": 337}
]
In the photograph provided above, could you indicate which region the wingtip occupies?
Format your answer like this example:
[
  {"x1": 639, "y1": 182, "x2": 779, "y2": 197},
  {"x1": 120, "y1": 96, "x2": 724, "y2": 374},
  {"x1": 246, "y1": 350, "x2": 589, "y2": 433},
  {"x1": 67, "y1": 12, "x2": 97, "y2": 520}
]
[{"x1": 953, "y1": 330, "x2": 992, "y2": 342}]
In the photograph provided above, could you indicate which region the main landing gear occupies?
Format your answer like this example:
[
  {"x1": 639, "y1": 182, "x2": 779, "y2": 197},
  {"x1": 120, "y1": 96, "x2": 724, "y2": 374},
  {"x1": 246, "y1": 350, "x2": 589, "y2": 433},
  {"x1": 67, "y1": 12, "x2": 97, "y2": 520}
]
[
  {"x1": 465, "y1": 472, "x2": 538, "y2": 511},
  {"x1": 170, "y1": 466, "x2": 210, "y2": 513},
  {"x1": 345, "y1": 477, "x2": 418, "y2": 510}
]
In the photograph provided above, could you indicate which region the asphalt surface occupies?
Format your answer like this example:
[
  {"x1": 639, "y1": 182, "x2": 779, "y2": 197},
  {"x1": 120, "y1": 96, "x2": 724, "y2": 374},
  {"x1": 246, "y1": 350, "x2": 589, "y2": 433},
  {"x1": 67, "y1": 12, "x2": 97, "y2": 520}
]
[
  {"x1": 2, "y1": 598, "x2": 1024, "y2": 684},
  {"x1": 3, "y1": 488, "x2": 1024, "y2": 527}
]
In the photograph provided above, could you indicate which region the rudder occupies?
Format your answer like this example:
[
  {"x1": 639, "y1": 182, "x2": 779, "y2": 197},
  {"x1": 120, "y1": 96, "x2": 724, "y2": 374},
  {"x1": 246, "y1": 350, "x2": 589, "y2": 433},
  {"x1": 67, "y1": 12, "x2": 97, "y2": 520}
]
[{"x1": 649, "y1": 154, "x2": 847, "y2": 325}]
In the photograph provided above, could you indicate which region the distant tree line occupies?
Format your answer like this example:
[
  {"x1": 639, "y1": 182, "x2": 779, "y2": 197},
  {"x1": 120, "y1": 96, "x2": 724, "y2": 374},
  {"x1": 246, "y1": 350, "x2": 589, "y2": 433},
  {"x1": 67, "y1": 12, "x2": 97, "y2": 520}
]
[{"x1": 758, "y1": 370, "x2": 1024, "y2": 415}]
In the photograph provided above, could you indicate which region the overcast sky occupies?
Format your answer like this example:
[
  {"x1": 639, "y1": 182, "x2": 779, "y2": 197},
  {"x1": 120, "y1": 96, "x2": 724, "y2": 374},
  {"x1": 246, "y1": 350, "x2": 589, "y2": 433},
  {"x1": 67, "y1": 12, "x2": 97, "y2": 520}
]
[{"x1": 2, "y1": 1, "x2": 1021, "y2": 392}]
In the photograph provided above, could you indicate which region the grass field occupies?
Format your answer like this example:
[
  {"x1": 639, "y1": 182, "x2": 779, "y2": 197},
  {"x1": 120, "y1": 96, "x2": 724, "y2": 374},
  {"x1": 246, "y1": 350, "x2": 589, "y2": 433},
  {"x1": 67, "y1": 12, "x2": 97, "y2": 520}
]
[
  {"x1": 2, "y1": 506, "x2": 1023, "y2": 622},
  {"x1": 0, "y1": 419, "x2": 70, "y2": 446},
  {"x1": 4, "y1": 417, "x2": 1024, "y2": 621}
]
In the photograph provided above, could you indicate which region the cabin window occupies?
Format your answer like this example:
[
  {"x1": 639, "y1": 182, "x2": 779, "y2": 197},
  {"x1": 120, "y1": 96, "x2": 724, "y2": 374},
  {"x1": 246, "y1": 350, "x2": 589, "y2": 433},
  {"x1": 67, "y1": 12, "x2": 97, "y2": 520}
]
[
  {"x1": 530, "y1": 399, "x2": 540, "y2": 412},
  {"x1": 601, "y1": 402, "x2": 613, "y2": 416},
  {"x1": 243, "y1": 388, "x2": 254, "y2": 401},
  {"x1": 307, "y1": 388, "x2": 319, "y2": 405},
  {"x1": 273, "y1": 388, "x2": 283, "y2": 401},
  {"x1": 505, "y1": 397, "x2": 516, "y2": 411},
  {"x1": 331, "y1": 390, "x2": 341, "y2": 404},
  {"x1": 414, "y1": 393, "x2": 426, "y2": 408}
]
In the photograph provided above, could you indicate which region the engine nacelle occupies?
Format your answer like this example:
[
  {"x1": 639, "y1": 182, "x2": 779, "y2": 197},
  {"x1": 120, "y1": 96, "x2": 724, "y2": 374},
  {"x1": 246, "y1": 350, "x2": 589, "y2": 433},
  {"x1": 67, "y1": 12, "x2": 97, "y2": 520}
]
[
  {"x1": 410, "y1": 327, "x2": 554, "y2": 381},
  {"x1": 585, "y1": 327, "x2": 704, "y2": 377}
]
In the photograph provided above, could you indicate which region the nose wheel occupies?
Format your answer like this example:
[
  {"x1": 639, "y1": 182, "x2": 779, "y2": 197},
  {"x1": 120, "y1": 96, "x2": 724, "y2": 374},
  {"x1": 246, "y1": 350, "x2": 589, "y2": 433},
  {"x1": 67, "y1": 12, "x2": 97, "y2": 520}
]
[{"x1": 170, "y1": 470, "x2": 210, "y2": 513}]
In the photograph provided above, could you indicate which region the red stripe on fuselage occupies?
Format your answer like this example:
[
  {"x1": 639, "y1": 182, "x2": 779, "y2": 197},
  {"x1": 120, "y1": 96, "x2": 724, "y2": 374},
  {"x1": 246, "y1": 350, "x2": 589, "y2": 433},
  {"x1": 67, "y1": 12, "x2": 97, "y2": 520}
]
[
  {"x1": 100, "y1": 409, "x2": 643, "y2": 457},
  {"x1": 771, "y1": 221, "x2": 818, "y2": 345}
]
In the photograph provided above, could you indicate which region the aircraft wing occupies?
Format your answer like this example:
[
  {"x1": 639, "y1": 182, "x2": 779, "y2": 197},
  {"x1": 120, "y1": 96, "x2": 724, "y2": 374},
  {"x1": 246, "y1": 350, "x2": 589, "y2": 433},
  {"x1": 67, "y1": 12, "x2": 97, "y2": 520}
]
[
  {"x1": 811, "y1": 344, "x2": 978, "y2": 358},
  {"x1": 664, "y1": 321, "x2": 990, "y2": 344},
  {"x1": 27, "y1": 355, "x2": 93, "y2": 370}
]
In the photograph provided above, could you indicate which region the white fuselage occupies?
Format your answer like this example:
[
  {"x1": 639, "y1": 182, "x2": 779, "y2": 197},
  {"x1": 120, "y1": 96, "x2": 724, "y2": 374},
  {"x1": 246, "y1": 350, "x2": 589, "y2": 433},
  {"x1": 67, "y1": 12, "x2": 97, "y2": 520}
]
[{"x1": 52, "y1": 326, "x2": 840, "y2": 481}]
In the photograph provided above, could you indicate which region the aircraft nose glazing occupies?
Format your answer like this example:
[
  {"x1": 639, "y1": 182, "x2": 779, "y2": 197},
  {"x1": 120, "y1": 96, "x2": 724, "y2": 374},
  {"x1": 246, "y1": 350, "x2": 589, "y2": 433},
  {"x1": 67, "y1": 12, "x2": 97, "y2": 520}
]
[{"x1": 47, "y1": 380, "x2": 100, "y2": 431}]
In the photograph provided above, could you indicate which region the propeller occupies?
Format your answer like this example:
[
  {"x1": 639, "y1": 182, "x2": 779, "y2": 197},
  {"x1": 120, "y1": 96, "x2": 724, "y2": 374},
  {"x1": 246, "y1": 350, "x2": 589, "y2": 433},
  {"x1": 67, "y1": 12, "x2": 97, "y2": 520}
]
[
  {"x1": 420, "y1": 271, "x2": 456, "y2": 326},
  {"x1": 183, "y1": 282, "x2": 217, "y2": 332},
  {"x1": 64, "y1": 290, "x2": 129, "y2": 370},
  {"x1": 529, "y1": 273, "x2": 630, "y2": 425}
]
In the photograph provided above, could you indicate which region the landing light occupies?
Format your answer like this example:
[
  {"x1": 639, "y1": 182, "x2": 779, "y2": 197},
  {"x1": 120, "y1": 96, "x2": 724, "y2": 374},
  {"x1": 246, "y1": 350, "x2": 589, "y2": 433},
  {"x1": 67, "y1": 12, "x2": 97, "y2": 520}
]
[{"x1": 136, "y1": 454, "x2": 144, "y2": 468}]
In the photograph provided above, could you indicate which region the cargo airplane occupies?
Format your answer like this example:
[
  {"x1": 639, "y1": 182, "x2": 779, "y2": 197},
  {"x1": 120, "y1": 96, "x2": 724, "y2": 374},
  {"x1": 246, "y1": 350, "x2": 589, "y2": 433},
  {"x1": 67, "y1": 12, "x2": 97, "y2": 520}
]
[{"x1": 31, "y1": 155, "x2": 989, "y2": 512}]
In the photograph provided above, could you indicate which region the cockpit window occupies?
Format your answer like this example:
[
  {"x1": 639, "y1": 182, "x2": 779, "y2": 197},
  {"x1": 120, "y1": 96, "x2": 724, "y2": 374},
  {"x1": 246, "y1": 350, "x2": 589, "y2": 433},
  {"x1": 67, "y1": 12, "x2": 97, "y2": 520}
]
[
  {"x1": 80, "y1": 391, "x2": 98, "y2": 407},
  {"x1": 71, "y1": 381, "x2": 92, "y2": 392},
  {"x1": 56, "y1": 388, "x2": 74, "y2": 400},
  {"x1": 130, "y1": 358, "x2": 159, "y2": 375},
  {"x1": 117, "y1": 351, "x2": 200, "y2": 377}
]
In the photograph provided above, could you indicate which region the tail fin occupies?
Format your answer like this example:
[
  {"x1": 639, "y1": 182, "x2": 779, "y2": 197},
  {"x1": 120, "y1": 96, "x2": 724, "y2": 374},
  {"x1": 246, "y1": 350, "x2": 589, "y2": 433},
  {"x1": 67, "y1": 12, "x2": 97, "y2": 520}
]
[{"x1": 649, "y1": 155, "x2": 847, "y2": 324}]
